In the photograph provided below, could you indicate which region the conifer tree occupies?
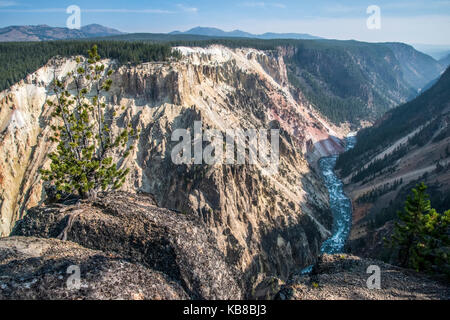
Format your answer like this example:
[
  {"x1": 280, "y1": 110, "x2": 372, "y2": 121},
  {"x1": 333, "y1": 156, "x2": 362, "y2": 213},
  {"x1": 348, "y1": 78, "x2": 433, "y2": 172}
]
[
  {"x1": 390, "y1": 183, "x2": 450, "y2": 275},
  {"x1": 40, "y1": 45, "x2": 137, "y2": 200},
  {"x1": 391, "y1": 183, "x2": 431, "y2": 269},
  {"x1": 421, "y1": 208, "x2": 450, "y2": 276}
]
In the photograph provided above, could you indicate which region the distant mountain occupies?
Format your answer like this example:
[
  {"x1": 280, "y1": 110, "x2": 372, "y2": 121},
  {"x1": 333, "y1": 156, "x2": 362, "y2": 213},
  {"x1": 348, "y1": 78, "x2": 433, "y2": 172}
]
[
  {"x1": 337, "y1": 66, "x2": 450, "y2": 177},
  {"x1": 170, "y1": 26, "x2": 321, "y2": 40},
  {"x1": 285, "y1": 40, "x2": 448, "y2": 125},
  {"x1": 0, "y1": 24, "x2": 124, "y2": 42},
  {"x1": 80, "y1": 24, "x2": 125, "y2": 38},
  {"x1": 412, "y1": 44, "x2": 450, "y2": 60},
  {"x1": 440, "y1": 53, "x2": 450, "y2": 69},
  {"x1": 384, "y1": 43, "x2": 444, "y2": 91}
]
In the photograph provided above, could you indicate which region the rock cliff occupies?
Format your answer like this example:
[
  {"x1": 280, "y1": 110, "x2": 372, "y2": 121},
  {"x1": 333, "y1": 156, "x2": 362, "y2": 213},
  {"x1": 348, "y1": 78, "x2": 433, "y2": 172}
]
[
  {"x1": 0, "y1": 46, "x2": 346, "y2": 292},
  {"x1": 276, "y1": 254, "x2": 449, "y2": 300},
  {"x1": 7, "y1": 192, "x2": 242, "y2": 299},
  {"x1": 0, "y1": 237, "x2": 190, "y2": 300}
]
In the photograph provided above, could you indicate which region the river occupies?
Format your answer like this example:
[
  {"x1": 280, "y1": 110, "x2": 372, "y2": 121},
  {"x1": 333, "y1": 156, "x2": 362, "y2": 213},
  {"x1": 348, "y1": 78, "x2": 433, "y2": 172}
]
[{"x1": 302, "y1": 134, "x2": 357, "y2": 274}]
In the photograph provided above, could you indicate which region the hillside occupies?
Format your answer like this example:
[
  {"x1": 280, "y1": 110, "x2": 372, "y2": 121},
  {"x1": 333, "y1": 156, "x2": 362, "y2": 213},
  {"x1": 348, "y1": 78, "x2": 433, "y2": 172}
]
[
  {"x1": 0, "y1": 24, "x2": 124, "y2": 42},
  {"x1": 286, "y1": 41, "x2": 418, "y2": 125},
  {"x1": 440, "y1": 53, "x2": 450, "y2": 69},
  {"x1": 0, "y1": 39, "x2": 444, "y2": 127},
  {"x1": 384, "y1": 43, "x2": 444, "y2": 91},
  {"x1": 336, "y1": 67, "x2": 450, "y2": 262},
  {"x1": 0, "y1": 45, "x2": 348, "y2": 293}
]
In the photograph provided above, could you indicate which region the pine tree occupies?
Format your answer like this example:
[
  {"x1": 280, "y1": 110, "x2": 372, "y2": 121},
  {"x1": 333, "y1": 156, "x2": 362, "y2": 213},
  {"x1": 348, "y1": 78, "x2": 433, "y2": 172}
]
[
  {"x1": 390, "y1": 183, "x2": 450, "y2": 275},
  {"x1": 421, "y1": 208, "x2": 450, "y2": 276},
  {"x1": 40, "y1": 45, "x2": 137, "y2": 200},
  {"x1": 391, "y1": 183, "x2": 431, "y2": 269}
]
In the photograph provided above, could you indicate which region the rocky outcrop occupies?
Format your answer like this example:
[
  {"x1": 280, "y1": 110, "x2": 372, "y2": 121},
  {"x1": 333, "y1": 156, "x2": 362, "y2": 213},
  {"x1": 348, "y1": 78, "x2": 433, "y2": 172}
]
[
  {"x1": 0, "y1": 46, "x2": 346, "y2": 291},
  {"x1": 0, "y1": 237, "x2": 189, "y2": 300},
  {"x1": 276, "y1": 254, "x2": 450, "y2": 300},
  {"x1": 8, "y1": 192, "x2": 242, "y2": 299}
]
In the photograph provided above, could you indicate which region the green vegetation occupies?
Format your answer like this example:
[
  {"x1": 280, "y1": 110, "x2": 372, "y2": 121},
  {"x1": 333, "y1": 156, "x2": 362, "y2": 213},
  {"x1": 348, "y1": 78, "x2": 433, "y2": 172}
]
[
  {"x1": 40, "y1": 45, "x2": 138, "y2": 200},
  {"x1": 336, "y1": 66, "x2": 450, "y2": 175},
  {"x1": 285, "y1": 41, "x2": 405, "y2": 124},
  {"x1": 356, "y1": 179, "x2": 403, "y2": 204},
  {"x1": 1, "y1": 37, "x2": 422, "y2": 126},
  {"x1": 288, "y1": 67, "x2": 372, "y2": 125},
  {"x1": 350, "y1": 144, "x2": 409, "y2": 184},
  {"x1": 366, "y1": 178, "x2": 450, "y2": 232},
  {"x1": 0, "y1": 40, "x2": 178, "y2": 91},
  {"x1": 388, "y1": 183, "x2": 450, "y2": 277}
]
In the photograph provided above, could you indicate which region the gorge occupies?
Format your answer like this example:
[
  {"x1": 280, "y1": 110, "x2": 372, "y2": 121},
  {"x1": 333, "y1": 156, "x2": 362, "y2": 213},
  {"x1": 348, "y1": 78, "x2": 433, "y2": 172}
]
[{"x1": 0, "y1": 39, "x2": 448, "y2": 299}]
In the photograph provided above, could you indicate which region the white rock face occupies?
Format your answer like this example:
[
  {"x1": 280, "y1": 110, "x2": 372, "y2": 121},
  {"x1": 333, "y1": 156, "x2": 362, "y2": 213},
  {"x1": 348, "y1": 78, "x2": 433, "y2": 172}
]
[{"x1": 0, "y1": 46, "x2": 344, "y2": 288}]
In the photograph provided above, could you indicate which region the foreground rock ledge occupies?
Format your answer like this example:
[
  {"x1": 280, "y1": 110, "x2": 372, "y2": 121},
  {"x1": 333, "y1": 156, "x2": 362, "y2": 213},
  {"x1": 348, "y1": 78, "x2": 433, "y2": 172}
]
[
  {"x1": 6, "y1": 192, "x2": 243, "y2": 300},
  {"x1": 276, "y1": 254, "x2": 450, "y2": 300},
  {"x1": 2, "y1": 192, "x2": 449, "y2": 300},
  {"x1": 0, "y1": 237, "x2": 189, "y2": 300}
]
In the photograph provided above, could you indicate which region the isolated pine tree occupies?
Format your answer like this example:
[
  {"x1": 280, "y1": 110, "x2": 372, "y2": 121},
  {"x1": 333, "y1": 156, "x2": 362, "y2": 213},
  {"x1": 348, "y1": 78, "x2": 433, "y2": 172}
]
[
  {"x1": 41, "y1": 45, "x2": 137, "y2": 200},
  {"x1": 390, "y1": 183, "x2": 450, "y2": 275},
  {"x1": 391, "y1": 183, "x2": 431, "y2": 269},
  {"x1": 421, "y1": 208, "x2": 450, "y2": 276}
]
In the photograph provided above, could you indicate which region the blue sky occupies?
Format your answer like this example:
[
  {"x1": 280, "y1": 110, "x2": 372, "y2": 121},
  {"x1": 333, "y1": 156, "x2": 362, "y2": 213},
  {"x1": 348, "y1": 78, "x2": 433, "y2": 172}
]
[{"x1": 0, "y1": 0, "x2": 449, "y2": 44}]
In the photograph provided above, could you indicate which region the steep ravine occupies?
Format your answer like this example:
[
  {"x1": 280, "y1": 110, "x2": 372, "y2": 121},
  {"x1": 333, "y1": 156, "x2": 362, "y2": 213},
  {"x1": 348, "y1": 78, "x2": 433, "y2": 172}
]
[
  {"x1": 338, "y1": 68, "x2": 450, "y2": 259},
  {"x1": 0, "y1": 45, "x2": 349, "y2": 294},
  {"x1": 301, "y1": 135, "x2": 357, "y2": 274},
  {"x1": 319, "y1": 135, "x2": 357, "y2": 254},
  {"x1": 1, "y1": 45, "x2": 448, "y2": 300}
]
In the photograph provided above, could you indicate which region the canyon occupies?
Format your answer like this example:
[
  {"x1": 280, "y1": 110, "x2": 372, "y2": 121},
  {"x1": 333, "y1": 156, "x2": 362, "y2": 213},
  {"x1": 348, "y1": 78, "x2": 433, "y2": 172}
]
[
  {"x1": 0, "y1": 45, "x2": 350, "y2": 294},
  {"x1": 0, "y1": 42, "x2": 448, "y2": 298},
  {"x1": 337, "y1": 67, "x2": 450, "y2": 262}
]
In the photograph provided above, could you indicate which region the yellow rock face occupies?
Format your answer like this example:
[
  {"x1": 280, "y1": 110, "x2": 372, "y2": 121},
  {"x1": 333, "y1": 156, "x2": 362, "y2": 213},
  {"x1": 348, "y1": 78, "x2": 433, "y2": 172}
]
[{"x1": 0, "y1": 46, "x2": 346, "y2": 288}]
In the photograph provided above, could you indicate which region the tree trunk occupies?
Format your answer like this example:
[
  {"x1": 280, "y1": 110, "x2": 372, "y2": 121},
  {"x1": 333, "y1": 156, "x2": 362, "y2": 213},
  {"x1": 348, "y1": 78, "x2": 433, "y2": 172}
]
[{"x1": 80, "y1": 189, "x2": 97, "y2": 201}]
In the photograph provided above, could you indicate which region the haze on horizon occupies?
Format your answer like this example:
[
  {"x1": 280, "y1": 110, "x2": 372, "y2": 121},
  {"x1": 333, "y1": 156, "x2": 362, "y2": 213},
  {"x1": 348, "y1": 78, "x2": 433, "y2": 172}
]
[{"x1": 0, "y1": 0, "x2": 449, "y2": 45}]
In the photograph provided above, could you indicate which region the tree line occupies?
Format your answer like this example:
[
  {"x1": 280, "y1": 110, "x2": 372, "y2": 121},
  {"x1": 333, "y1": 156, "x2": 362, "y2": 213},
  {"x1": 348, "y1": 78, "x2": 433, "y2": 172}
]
[{"x1": 0, "y1": 41, "x2": 179, "y2": 91}]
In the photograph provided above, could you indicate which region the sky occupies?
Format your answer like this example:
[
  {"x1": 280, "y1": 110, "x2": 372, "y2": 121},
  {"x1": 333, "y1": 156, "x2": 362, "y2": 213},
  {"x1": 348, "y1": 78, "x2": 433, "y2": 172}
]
[{"x1": 0, "y1": 0, "x2": 449, "y2": 45}]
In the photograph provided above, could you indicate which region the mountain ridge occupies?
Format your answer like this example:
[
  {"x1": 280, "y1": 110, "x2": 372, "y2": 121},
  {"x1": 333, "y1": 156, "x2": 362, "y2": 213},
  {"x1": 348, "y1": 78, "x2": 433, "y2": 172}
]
[
  {"x1": 440, "y1": 53, "x2": 450, "y2": 69},
  {"x1": 336, "y1": 67, "x2": 450, "y2": 264},
  {"x1": 170, "y1": 26, "x2": 321, "y2": 40},
  {"x1": 0, "y1": 39, "x2": 445, "y2": 128},
  {"x1": 0, "y1": 24, "x2": 124, "y2": 42}
]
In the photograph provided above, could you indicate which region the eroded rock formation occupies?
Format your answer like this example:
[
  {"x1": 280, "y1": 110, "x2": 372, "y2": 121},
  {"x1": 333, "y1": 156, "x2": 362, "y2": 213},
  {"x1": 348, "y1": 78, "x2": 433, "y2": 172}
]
[
  {"x1": 276, "y1": 254, "x2": 450, "y2": 300},
  {"x1": 0, "y1": 46, "x2": 348, "y2": 292},
  {"x1": 8, "y1": 192, "x2": 242, "y2": 299}
]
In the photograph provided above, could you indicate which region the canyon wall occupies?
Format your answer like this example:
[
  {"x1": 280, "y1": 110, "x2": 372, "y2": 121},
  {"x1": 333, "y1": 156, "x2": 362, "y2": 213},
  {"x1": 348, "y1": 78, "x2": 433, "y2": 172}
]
[{"x1": 0, "y1": 46, "x2": 347, "y2": 290}]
